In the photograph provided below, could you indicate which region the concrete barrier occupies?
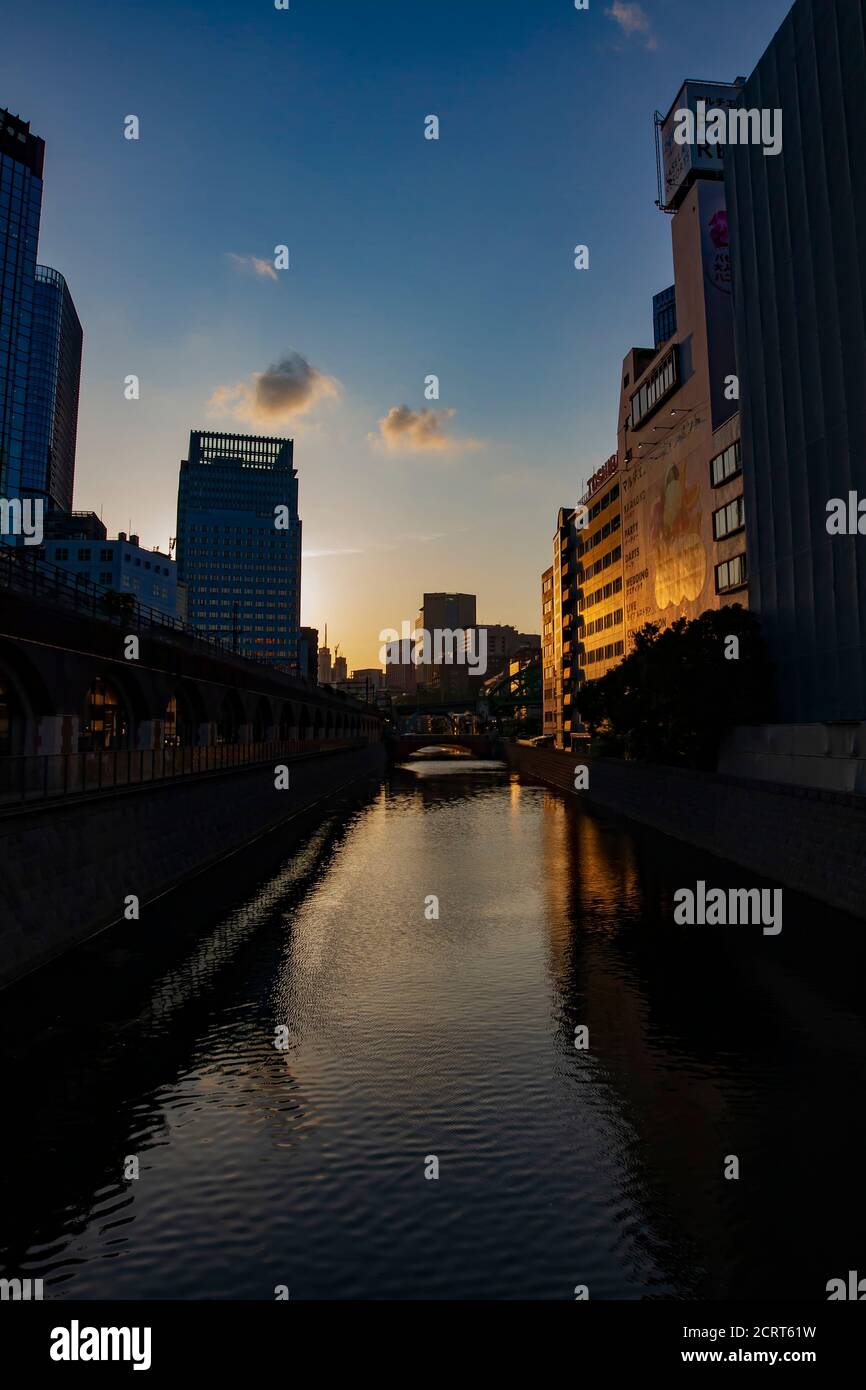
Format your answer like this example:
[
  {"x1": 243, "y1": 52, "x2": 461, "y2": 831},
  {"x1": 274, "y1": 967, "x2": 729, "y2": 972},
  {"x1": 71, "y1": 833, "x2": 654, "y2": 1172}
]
[
  {"x1": 0, "y1": 743, "x2": 387, "y2": 988},
  {"x1": 504, "y1": 742, "x2": 866, "y2": 920}
]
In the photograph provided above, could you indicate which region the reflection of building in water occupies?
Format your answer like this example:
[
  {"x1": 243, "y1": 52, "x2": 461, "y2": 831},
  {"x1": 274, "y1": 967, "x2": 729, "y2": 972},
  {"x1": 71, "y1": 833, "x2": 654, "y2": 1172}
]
[{"x1": 536, "y1": 792, "x2": 774, "y2": 1297}]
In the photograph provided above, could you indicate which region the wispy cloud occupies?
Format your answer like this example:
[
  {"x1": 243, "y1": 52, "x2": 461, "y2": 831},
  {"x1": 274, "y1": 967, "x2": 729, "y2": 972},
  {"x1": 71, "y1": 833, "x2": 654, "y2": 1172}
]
[
  {"x1": 606, "y1": 1, "x2": 657, "y2": 50},
  {"x1": 303, "y1": 547, "x2": 365, "y2": 559},
  {"x1": 226, "y1": 252, "x2": 279, "y2": 282},
  {"x1": 210, "y1": 352, "x2": 341, "y2": 425},
  {"x1": 370, "y1": 405, "x2": 484, "y2": 455}
]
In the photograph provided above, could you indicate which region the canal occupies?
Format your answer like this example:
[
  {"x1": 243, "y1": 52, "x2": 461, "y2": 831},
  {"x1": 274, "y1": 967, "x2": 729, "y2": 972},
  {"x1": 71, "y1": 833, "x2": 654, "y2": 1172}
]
[{"x1": 2, "y1": 754, "x2": 865, "y2": 1300}]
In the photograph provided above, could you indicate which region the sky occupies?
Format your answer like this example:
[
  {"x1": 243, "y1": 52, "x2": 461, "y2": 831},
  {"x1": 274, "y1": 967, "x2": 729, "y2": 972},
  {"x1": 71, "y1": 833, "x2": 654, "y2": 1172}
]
[{"x1": 2, "y1": 0, "x2": 792, "y2": 669}]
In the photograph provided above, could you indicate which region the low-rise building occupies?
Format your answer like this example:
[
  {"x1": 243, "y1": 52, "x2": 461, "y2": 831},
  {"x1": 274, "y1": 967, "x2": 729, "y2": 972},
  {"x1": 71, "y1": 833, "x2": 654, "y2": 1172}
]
[{"x1": 41, "y1": 529, "x2": 178, "y2": 618}]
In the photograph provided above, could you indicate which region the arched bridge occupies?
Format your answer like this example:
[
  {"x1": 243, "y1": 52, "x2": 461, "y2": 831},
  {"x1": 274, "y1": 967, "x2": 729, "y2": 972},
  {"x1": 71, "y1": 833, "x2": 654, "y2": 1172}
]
[{"x1": 388, "y1": 734, "x2": 501, "y2": 759}]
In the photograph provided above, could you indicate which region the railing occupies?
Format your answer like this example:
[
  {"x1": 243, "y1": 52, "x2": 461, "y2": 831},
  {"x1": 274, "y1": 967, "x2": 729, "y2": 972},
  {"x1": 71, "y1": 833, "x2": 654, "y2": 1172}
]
[
  {"x1": 0, "y1": 738, "x2": 367, "y2": 808},
  {"x1": 0, "y1": 544, "x2": 312, "y2": 677}
]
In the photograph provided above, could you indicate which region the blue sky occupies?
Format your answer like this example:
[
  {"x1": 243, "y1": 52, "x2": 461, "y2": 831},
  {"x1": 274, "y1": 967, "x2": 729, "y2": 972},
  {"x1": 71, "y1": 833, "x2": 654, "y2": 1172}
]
[{"x1": 3, "y1": 0, "x2": 792, "y2": 665}]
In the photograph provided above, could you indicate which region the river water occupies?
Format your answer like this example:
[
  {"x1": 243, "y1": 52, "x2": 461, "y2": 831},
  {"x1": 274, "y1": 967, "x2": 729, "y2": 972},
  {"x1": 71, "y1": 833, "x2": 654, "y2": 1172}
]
[{"x1": 2, "y1": 755, "x2": 865, "y2": 1300}]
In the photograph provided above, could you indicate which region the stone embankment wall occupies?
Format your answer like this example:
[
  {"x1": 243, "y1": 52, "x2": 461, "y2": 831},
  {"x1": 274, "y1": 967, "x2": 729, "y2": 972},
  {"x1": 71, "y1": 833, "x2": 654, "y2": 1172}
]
[
  {"x1": 504, "y1": 743, "x2": 866, "y2": 920},
  {"x1": 0, "y1": 744, "x2": 386, "y2": 988}
]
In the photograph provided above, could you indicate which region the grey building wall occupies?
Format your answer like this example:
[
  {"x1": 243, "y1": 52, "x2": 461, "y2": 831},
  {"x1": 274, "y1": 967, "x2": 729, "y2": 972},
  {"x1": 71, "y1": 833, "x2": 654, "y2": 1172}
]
[{"x1": 725, "y1": 0, "x2": 866, "y2": 721}]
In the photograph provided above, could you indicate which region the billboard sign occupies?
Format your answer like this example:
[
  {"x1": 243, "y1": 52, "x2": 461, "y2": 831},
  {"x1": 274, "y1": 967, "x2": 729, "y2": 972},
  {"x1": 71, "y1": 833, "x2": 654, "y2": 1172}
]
[{"x1": 659, "y1": 81, "x2": 744, "y2": 210}]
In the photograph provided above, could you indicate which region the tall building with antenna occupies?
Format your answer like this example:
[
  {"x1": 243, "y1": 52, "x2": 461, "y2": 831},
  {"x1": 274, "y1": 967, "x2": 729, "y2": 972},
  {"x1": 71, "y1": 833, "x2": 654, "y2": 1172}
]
[{"x1": 317, "y1": 623, "x2": 332, "y2": 684}]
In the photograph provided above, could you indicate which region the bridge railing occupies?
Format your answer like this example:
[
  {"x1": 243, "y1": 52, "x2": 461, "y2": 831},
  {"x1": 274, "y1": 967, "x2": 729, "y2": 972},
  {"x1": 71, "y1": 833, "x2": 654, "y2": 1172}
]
[{"x1": 0, "y1": 738, "x2": 366, "y2": 809}]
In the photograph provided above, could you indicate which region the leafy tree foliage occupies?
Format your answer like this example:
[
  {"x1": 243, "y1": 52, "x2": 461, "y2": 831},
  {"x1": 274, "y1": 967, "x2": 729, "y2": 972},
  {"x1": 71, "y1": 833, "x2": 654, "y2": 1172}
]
[{"x1": 577, "y1": 605, "x2": 775, "y2": 769}]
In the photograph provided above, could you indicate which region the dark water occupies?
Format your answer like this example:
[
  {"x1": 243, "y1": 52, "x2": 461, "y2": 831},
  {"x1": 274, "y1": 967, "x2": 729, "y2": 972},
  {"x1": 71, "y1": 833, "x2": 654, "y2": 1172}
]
[{"x1": 2, "y1": 758, "x2": 865, "y2": 1301}]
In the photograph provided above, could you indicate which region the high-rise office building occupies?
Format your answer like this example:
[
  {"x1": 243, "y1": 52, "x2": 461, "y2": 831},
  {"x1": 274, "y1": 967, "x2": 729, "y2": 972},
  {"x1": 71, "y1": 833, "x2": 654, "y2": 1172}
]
[
  {"x1": 726, "y1": 0, "x2": 866, "y2": 725},
  {"x1": 21, "y1": 266, "x2": 83, "y2": 512},
  {"x1": 415, "y1": 592, "x2": 477, "y2": 694},
  {"x1": 176, "y1": 431, "x2": 302, "y2": 668},
  {"x1": 0, "y1": 110, "x2": 44, "y2": 508},
  {"x1": 317, "y1": 641, "x2": 332, "y2": 685}
]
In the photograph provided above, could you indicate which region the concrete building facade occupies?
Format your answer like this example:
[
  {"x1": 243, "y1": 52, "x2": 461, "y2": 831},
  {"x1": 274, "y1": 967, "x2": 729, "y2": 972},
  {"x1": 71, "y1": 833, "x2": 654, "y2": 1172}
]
[
  {"x1": 725, "y1": 0, "x2": 866, "y2": 725},
  {"x1": 618, "y1": 79, "x2": 747, "y2": 647}
]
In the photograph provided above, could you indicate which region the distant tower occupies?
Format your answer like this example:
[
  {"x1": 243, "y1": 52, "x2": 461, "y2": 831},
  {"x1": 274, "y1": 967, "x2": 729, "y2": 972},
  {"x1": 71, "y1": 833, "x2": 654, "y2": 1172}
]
[{"x1": 318, "y1": 622, "x2": 332, "y2": 683}]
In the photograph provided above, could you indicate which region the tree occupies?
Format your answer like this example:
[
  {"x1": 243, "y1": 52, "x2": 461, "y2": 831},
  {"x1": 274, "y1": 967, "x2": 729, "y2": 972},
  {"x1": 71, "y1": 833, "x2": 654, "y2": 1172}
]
[{"x1": 577, "y1": 605, "x2": 775, "y2": 769}]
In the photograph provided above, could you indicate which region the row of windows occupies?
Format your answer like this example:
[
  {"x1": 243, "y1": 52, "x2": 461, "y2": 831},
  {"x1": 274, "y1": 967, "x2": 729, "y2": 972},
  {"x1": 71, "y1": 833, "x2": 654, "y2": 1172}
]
[
  {"x1": 51, "y1": 547, "x2": 171, "y2": 575},
  {"x1": 583, "y1": 608, "x2": 623, "y2": 639},
  {"x1": 583, "y1": 640, "x2": 625, "y2": 666},
  {"x1": 583, "y1": 545, "x2": 622, "y2": 581},
  {"x1": 579, "y1": 576, "x2": 623, "y2": 612},
  {"x1": 712, "y1": 494, "x2": 745, "y2": 540},
  {"x1": 710, "y1": 439, "x2": 742, "y2": 487},
  {"x1": 629, "y1": 346, "x2": 678, "y2": 430},
  {"x1": 715, "y1": 553, "x2": 747, "y2": 593},
  {"x1": 585, "y1": 482, "x2": 620, "y2": 522},
  {"x1": 580, "y1": 513, "x2": 621, "y2": 554},
  {"x1": 187, "y1": 523, "x2": 295, "y2": 532}
]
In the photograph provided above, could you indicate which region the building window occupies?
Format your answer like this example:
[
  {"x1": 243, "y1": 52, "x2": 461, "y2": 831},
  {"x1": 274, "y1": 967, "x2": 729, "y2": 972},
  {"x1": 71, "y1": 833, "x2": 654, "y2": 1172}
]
[
  {"x1": 77, "y1": 548, "x2": 91, "y2": 561},
  {"x1": 715, "y1": 553, "x2": 747, "y2": 594},
  {"x1": 55, "y1": 547, "x2": 68, "y2": 561},
  {"x1": 710, "y1": 439, "x2": 742, "y2": 487},
  {"x1": 100, "y1": 548, "x2": 113, "y2": 561},
  {"x1": 712, "y1": 495, "x2": 745, "y2": 540},
  {"x1": 629, "y1": 345, "x2": 679, "y2": 430},
  {"x1": 81, "y1": 677, "x2": 128, "y2": 751}
]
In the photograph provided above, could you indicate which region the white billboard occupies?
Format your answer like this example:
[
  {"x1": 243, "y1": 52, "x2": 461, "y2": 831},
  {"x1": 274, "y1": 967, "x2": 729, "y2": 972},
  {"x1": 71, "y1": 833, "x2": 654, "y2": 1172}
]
[{"x1": 659, "y1": 81, "x2": 744, "y2": 210}]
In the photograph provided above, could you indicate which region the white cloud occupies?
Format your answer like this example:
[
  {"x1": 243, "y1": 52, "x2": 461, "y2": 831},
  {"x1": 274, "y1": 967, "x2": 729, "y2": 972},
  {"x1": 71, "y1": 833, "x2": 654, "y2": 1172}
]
[{"x1": 606, "y1": 1, "x2": 657, "y2": 51}]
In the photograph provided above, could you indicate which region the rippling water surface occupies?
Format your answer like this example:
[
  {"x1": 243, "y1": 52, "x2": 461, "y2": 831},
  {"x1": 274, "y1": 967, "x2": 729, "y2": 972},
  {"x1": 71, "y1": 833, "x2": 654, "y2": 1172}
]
[{"x1": 2, "y1": 758, "x2": 865, "y2": 1300}]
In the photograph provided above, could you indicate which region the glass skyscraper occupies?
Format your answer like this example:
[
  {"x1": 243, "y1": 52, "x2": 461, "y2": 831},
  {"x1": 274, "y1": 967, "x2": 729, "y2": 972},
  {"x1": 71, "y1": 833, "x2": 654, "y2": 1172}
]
[
  {"x1": 21, "y1": 266, "x2": 82, "y2": 512},
  {"x1": 176, "y1": 430, "x2": 302, "y2": 669},
  {"x1": 0, "y1": 109, "x2": 44, "y2": 506}
]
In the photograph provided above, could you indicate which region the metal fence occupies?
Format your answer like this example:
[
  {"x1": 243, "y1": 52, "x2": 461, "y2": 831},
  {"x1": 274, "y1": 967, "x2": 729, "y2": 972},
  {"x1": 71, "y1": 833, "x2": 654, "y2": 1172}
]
[{"x1": 0, "y1": 738, "x2": 365, "y2": 808}]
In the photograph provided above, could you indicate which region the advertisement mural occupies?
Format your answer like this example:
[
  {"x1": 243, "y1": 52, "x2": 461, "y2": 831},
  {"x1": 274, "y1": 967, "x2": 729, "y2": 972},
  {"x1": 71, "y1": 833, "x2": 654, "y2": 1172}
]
[
  {"x1": 698, "y1": 179, "x2": 737, "y2": 430},
  {"x1": 622, "y1": 408, "x2": 712, "y2": 642}
]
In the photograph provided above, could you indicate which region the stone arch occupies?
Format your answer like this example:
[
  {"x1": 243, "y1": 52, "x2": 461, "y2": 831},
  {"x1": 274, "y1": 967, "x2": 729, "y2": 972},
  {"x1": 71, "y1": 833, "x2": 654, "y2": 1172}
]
[
  {"x1": 0, "y1": 638, "x2": 55, "y2": 722},
  {"x1": 252, "y1": 695, "x2": 272, "y2": 743},
  {"x1": 80, "y1": 674, "x2": 132, "y2": 751},
  {"x1": 278, "y1": 700, "x2": 296, "y2": 739},
  {"x1": 0, "y1": 664, "x2": 29, "y2": 756},
  {"x1": 217, "y1": 689, "x2": 245, "y2": 744},
  {"x1": 164, "y1": 682, "x2": 201, "y2": 747},
  {"x1": 298, "y1": 704, "x2": 311, "y2": 741}
]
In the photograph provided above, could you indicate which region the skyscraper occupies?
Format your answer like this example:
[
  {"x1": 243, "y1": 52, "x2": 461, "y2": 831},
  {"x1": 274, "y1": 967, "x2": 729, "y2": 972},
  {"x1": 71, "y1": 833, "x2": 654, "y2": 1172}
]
[
  {"x1": 176, "y1": 430, "x2": 302, "y2": 668},
  {"x1": 725, "y1": 0, "x2": 866, "y2": 724},
  {"x1": 415, "y1": 592, "x2": 476, "y2": 694},
  {"x1": 0, "y1": 109, "x2": 44, "y2": 507},
  {"x1": 21, "y1": 266, "x2": 83, "y2": 512}
]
